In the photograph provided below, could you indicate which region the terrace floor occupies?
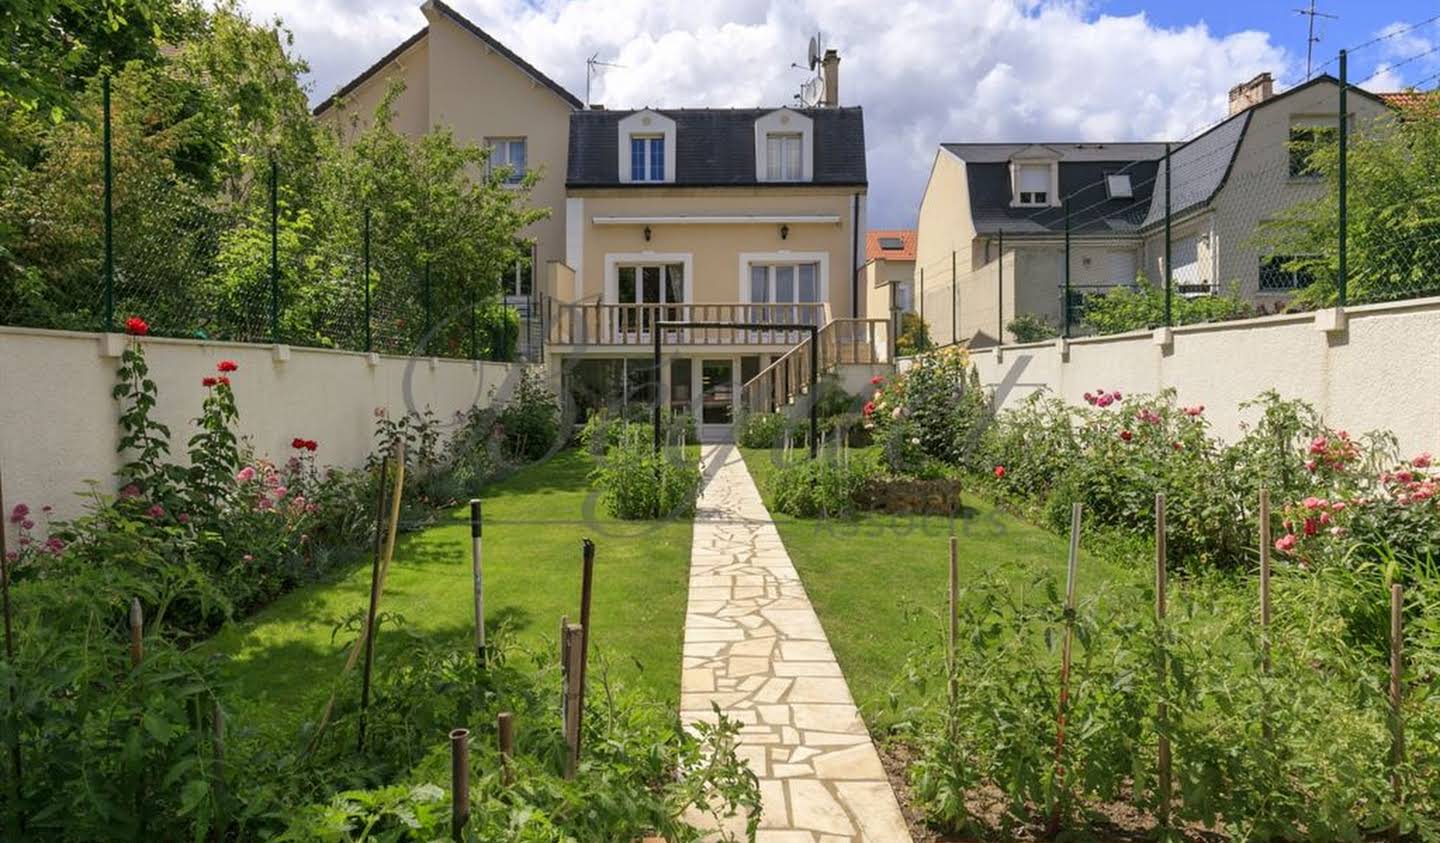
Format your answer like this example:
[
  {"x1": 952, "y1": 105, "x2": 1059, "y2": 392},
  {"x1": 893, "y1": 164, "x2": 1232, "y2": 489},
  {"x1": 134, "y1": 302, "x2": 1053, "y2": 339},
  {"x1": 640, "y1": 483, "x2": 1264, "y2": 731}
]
[{"x1": 681, "y1": 444, "x2": 911, "y2": 842}]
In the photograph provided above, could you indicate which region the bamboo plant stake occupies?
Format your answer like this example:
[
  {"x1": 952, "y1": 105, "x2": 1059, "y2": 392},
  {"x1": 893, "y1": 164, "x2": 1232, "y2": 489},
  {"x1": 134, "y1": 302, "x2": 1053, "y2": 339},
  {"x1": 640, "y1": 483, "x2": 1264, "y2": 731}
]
[
  {"x1": 0, "y1": 461, "x2": 23, "y2": 834},
  {"x1": 1258, "y1": 489, "x2": 1273, "y2": 744},
  {"x1": 1155, "y1": 493, "x2": 1172, "y2": 829},
  {"x1": 470, "y1": 499, "x2": 485, "y2": 666},
  {"x1": 576, "y1": 539, "x2": 595, "y2": 759},
  {"x1": 498, "y1": 712, "x2": 515, "y2": 787},
  {"x1": 1390, "y1": 583, "x2": 1404, "y2": 843},
  {"x1": 562, "y1": 624, "x2": 584, "y2": 779},
  {"x1": 310, "y1": 441, "x2": 406, "y2": 753},
  {"x1": 358, "y1": 441, "x2": 404, "y2": 752},
  {"x1": 449, "y1": 728, "x2": 470, "y2": 841},
  {"x1": 947, "y1": 535, "x2": 959, "y2": 713},
  {"x1": 1048, "y1": 502, "x2": 1083, "y2": 836}
]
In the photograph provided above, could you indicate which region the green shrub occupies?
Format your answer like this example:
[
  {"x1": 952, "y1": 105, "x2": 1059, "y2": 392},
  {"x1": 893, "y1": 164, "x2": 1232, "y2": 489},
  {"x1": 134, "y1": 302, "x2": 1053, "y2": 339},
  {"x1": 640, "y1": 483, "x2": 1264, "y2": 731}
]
[
  {"x1": 1005, "y1": 312, "x2": 1060, "y2": 343},
  {"x1": 736, "y1": 410, "x2": 791, "y2": 449},
  {"x1": 867, "y1": 347, "x2": 989, "y2": 473},
  {"x1": 896, "y1": 310, "x2": 933, "y2": 356},
  {"x1": 591, "y1": 427, "x2": 701, "y2": 520},
  {"x1": 498, "y1": 368, "x2": 560, "y2": 462},
  {"x1": 1081, "y1": 277, "x2": 1253, "y2": 336},
  {"x1": 770, "y1": 451, "x2": 880, "y2": 518}
]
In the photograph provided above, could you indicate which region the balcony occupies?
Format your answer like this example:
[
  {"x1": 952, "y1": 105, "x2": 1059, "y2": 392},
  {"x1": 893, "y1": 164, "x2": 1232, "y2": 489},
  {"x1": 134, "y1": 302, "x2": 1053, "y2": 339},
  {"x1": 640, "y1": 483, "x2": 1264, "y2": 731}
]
[{"x1": 543, "y1": 299, "x2": 832, "y2": 348}]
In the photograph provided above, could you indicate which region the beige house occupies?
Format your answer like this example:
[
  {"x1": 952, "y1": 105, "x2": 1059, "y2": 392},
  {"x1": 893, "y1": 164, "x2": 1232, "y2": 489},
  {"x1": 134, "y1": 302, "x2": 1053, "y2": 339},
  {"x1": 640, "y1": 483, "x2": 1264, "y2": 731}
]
[
  {"x1": 313, "y1": 0, "x2": 583, "y2": 356},
  {"x1": 915, "y1": 73, "x2": 1393, "y2": 346},
  {"x1": 547, "y1": 74, "x2": 884, "y2": 438},
  {"x1": 860, "y1": 229, "x2": 916, "y2": 321}
]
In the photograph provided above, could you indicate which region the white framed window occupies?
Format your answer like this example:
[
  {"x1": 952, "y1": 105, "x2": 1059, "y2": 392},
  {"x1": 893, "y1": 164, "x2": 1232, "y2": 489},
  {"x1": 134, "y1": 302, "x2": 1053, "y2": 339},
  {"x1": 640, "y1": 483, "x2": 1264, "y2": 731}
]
[
  {"x1": 500, "y1": 258, "x2": 533, "y2": 297},
  {"x1": 486, "y1": 138, "x2": 527, "y2": 185},
  {"x1": 1105, "y1": 173, "x2": 1133, "y2": 199},
  {"x1": 748, "y1": 262, "x2": 821, "y2": 326},
  {"x1": 1015, "y1": 163, "x2": 1050, "y2": 206},
  {"x1": 766, "y1": 133, "x2": 803, "y2": 181},
  {"x1": 630, "y1": 135, "x2": 665, "y2": 182},
  {"x1": 1170, "y1": 234, "x2": 1209, "y2": 294}
]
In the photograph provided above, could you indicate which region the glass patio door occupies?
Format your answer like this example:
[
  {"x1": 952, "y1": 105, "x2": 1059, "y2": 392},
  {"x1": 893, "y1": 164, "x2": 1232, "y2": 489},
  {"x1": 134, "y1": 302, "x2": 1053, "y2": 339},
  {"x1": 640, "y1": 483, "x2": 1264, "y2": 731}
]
[
  {"x1": 617, "y1": 264, "x2": 684, "y2": 337},
  {"x1": 701, "y1": 359, "x2": 735, "y2": 428}
]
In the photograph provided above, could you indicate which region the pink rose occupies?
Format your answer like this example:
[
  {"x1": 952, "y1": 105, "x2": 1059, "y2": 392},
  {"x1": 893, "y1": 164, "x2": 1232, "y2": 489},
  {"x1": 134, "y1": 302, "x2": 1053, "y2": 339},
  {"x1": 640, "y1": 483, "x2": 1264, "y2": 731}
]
[
  {"x1": 1275, "y1": 534, "x2": 1297, "y2": 552},
  {"x1": 1413, "y1": 453, "x2": 1432, "y2": 469},
  {"x1": 236, "y1": 466, "x2": 257, "y2": 483},
  {"x1": 1302, "y1": 497, "x2": 1323, "y2": 510},
  {"x1": 1305, "y1": 459, "x2": 1318, "y2": 473}
]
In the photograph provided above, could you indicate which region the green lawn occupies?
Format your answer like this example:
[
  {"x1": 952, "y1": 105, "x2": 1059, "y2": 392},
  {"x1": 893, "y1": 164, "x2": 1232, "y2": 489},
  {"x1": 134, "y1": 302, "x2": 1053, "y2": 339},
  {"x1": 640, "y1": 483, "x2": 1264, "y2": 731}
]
[
  {"x1": 208, "y1": 449, "x2": 692, "y2": 733},
  {"x1": 740, "y1": 448, "x2": 1132, "y2": 727}
]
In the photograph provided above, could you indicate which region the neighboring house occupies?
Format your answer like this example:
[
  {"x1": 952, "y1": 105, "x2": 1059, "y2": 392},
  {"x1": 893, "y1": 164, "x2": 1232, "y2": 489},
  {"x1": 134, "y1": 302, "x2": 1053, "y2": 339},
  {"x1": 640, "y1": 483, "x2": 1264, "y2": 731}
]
[
  {"x1": 312, "y1": 0, "x2": 584, "y2": 358},
  {"x1": 546, "y1": 54, "x2": 882, "y2": 439},
  {"x1": 860, "y1": 229, "x2": 917, "y2": 320},
  {"x1": 916, "y1": 73, "x2": 1393, "y2": 346}
]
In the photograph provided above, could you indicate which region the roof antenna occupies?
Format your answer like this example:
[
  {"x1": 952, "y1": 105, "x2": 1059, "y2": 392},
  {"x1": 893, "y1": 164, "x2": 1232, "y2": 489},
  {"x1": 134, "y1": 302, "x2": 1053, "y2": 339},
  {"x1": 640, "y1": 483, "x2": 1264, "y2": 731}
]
[
  {"x1": 795, "y1": 31, "x2": 825, "y2": 107},
  {"x1": 585, "y1": 53, "x2": 623, "y2": 108},
  {"x1": 1294, "y1": 0, "x2": 1338, "y2": 80}
]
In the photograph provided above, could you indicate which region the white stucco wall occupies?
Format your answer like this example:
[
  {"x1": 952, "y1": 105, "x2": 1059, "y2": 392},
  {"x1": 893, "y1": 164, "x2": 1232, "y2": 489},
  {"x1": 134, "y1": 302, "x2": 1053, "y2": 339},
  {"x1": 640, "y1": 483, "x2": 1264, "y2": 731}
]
[
  {"x1": 953, "y1": 296, "x2": 1440, "y2": 457},
  {"x1": 0, "y1": 327, "x2": 527, "y2": 525}
]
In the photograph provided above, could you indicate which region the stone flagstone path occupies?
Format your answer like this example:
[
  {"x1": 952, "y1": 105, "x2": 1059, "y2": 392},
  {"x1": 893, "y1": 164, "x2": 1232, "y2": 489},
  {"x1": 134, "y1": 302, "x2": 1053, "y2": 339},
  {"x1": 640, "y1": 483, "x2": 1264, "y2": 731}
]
[{"x1": 682, "y1": 444, "x2": 912, "y2": 842}]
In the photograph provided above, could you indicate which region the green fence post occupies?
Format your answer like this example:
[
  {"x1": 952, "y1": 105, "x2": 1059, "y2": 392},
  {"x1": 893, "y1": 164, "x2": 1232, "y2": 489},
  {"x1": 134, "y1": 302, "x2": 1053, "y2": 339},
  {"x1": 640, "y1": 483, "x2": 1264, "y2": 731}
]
[
  {"x1": 424, "y1": 261, "x2": 432, "y2": 346},
  {"x1": 363, "y1": 208, "x2": 372, "y2": 353},
  {"x1": 270, "y1": 156, "x2": 279, "y2": 342},
  {"x1": 1164, "y1": 142, "x2": 1173, "y2": 326},
  {"x1": 1063, "y1": 197, "x2": 1072, "y2": 339},
  {"x1": 469, "y1": 286, "x2": 477, "y2": 360},
  {"x1": 1337, "y1": 49, "x2": 1348, "y2": 307},
  {"x1": 102, "y1": 73, "x2": 114, "y2": 332}
]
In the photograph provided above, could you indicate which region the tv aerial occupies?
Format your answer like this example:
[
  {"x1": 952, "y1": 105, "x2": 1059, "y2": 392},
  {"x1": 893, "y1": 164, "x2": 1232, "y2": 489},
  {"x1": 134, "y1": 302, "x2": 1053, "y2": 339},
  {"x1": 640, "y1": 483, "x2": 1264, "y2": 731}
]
[{"x1": 796, "y1": 32, "x2": 825, "y2": 106}]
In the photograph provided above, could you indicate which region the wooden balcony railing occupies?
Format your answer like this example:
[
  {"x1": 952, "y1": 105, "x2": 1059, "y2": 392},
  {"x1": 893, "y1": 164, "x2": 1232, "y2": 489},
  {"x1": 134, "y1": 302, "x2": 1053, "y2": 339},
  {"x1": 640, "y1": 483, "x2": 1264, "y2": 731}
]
[
  {"x1": 544, "y1": 299, "x2": 831, "y2": 347},
  {"x1": 739, "y1": 318, "x2": 891, "y2": 414}
]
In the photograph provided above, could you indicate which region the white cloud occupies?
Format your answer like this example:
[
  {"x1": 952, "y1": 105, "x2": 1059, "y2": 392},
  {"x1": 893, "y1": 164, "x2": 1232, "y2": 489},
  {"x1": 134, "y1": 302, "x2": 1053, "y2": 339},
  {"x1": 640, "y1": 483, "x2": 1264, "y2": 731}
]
[{"x1": 248, "y1": 0, "x2": 1297, "y2": 227}]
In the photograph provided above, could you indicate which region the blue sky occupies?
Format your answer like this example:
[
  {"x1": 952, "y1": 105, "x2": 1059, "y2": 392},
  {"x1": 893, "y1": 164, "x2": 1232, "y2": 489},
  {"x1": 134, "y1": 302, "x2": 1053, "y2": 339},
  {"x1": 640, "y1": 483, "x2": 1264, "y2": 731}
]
[
  {"x1": 1100, "y1": 0, "x2": 1439, "y2": 86},
  {"x1": 250, "y1": 0, "x2": 1440, "y2": 227}
]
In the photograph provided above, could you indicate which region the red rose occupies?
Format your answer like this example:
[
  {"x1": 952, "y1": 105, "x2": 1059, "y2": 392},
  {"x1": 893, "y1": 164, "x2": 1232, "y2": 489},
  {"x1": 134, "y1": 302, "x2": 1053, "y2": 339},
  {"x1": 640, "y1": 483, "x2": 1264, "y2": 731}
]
[
  {"x1": 202, "y1": 377, "x2": 218, "y2": 387},
  {"x1": 217, "y1": 360, "x2": 239, "y2": 373},
  {"x1": 217, "y1": 375, "x2": 231, "y2": 386},
  {"x1": 870, "y1": 374, "x2": 884, "y2": 385},
  {"x1": 124, "y1": 316, "x2": 149, "y2": 336},
  {"x1": 305, "y1": 440, "x2": 319, "y2": 451},
  {"x1": 291, "y1": 438, "x2": 307, "y2": 449},
  {"x1": 862, "y1": 401, "x2": 875, "y2": 416},
  {"x1": 993, "y1": 465, "x2": 1006, "y2": 478},
  {"x1": 1120, "y1": 430, "x2": 1133, "y2": 442}
]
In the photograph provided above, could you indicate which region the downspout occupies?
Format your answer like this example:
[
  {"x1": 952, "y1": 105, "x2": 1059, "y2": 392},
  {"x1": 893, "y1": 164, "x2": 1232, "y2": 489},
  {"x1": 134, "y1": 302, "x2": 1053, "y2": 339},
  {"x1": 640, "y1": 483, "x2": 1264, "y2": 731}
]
[{"x1": 850, "y1": 193, "x2": 860, "y2": 318}]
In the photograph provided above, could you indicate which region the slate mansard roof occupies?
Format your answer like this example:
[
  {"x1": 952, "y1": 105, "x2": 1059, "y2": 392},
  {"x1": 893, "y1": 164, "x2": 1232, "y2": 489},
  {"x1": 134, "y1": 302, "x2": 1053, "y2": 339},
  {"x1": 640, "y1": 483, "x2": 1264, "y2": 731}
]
[
  {"x1": 941, "y1": 75, "x2": 1394, "y2": 238},
  {"x1": 942, "y1": 143, "x2": 1164, "y2": 237},
  {"x1": 566, "y1": 107, "x2": 868, "y2": 188}
]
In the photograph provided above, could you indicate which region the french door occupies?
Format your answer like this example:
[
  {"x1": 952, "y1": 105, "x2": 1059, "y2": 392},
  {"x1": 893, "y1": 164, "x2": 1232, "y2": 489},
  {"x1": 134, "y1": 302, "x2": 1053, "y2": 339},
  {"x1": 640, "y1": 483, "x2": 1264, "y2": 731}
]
[
  {"x1": 617, "y1": 264, "x2": 684, "y2": 336},
  {"x1": 748, "y1": 262, "x2": 820, "y2": 341}
]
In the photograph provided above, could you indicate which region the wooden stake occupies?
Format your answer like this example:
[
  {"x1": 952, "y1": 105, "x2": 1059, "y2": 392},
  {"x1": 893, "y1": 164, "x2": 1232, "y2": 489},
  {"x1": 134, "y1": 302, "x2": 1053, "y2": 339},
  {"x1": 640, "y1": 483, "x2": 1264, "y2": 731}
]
[
  {"x1": 498, "y1": 711, "x2": 515, "y2": 787},
  {"x1": 449, "y1": 728, "x2": 470, "y2": 841},
  {"x1": 576, "y1": 539, "x2": 595, "y2": 759},
  {"x1": 1390, "y1": 583, "x2": 1404, "y2": 842},
  {"x1": 1155, "y1": 493, "x2": 1171, "y2": 829},
  {"x1": 470, "y1": 499, "x2": 485, "y2": 666},
  {"x1": 129, "y1": 597, "x2": 144, "y2": 668},
  {"x1": 1048, "y1": 502, "x2": 1082, "y2": 836},
  {"x1": 562, "y1": 623, "x2": 584, "y2": 779},
  {"x1": 947, "y1": 535, "x2": 959, "y2": 708},
  {"x1": 357, "y1": 446, "x2": 397, "y2": 752}
]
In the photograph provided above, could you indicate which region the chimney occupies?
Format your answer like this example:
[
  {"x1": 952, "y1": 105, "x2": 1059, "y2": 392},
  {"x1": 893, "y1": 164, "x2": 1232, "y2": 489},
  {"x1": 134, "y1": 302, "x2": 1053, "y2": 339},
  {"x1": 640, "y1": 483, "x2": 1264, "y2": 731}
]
[
  {"x1": 821, "y1": 49, "x2": 840, "y2": 107},
  {"x1": 1228, "y1": 72, "x2": 1274, "y2": 116}
]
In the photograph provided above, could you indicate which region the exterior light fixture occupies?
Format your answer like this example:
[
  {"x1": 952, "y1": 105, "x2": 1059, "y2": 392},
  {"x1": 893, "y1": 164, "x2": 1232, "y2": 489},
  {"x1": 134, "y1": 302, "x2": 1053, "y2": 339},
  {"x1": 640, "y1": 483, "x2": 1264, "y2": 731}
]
[
  {"x1": 780, "y1": 224, "x2": 790, "y2": 240},
  {"x1": 643, "y1": 225, "x2": 652, "y2": 242}
]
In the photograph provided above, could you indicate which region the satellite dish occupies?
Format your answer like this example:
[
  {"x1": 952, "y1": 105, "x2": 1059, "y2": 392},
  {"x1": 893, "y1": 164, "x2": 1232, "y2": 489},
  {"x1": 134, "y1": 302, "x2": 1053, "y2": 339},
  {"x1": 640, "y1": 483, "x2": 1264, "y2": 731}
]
[{"x1": 807, "y1": 35, "x2": 820, "y2": 70}]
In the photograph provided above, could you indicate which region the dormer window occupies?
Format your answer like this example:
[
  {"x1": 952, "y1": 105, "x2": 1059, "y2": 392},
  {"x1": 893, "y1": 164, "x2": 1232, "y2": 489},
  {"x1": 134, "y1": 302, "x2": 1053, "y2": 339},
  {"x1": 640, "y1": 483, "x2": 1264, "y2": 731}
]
[
  {"x1": 1015, "y1": 164, "x2": 1050, "y2": 206},
  {"x1": 754, "y1": 109, "x2": 813, "y2": 183},
  {"x1": 630, "y1": 135, "x2": 665, "y2": 182},
  {"x1": 617, "y1": 110, "x2": 677, "y2": 183},
  {"x1": 1105, "y1": 173, "x2": 1133, "y2": 199},
  {"x1": 766, "y1": 133, "x2": 802, "y2": 181}
]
